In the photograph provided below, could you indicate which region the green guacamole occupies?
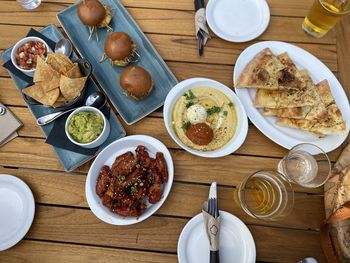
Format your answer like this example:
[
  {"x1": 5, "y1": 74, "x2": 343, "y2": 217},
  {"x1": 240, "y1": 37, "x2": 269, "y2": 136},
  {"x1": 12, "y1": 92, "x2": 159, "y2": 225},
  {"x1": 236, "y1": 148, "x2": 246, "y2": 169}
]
[{"x1": 68, "y1": 111, "x2": 104, "y2": 143}]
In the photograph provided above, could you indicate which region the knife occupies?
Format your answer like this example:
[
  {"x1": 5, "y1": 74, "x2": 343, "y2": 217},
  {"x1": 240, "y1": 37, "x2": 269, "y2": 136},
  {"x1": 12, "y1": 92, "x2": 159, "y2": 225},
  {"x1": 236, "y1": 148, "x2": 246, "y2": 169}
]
[
  {"x1": 194, "y1": 0, "x2": 210, "y2": 56},
  {"x1": 208, "y1": 182, "x2": 220, "y2": 263}
]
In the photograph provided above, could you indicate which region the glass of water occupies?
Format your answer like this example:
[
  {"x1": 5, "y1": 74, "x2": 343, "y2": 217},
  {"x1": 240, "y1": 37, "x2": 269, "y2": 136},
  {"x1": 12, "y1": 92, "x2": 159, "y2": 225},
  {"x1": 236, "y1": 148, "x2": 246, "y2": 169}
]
[
  {"x1": 16, "y1": 0, "x2": 41, "y2": 9},
  {"x1": 278, "y1": 143, "x2": 331, "y2": 188}
]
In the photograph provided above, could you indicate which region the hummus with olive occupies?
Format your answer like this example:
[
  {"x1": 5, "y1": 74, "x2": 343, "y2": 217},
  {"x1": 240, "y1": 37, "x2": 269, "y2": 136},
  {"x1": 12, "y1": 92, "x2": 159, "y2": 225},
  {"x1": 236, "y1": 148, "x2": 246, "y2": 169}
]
[{"x1": 172, "y1": 87, "x2": 237, "y2": 151}]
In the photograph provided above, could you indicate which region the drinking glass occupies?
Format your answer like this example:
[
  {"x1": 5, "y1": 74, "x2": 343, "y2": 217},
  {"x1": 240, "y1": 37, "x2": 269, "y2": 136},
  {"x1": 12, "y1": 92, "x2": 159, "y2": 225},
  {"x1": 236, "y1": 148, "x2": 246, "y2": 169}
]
[
  {"x1": 16, "y1": 0, "x2": 41, "y2": 9},
  {"x1": 234, "y1": 170, "x2": 294, "y2": 221},
  {"x1": 278, "y1": 143, "x2": 331, "y2": 188},
  {"x1": 302, "y1": 0, "x2": 350, "y2": 38}
]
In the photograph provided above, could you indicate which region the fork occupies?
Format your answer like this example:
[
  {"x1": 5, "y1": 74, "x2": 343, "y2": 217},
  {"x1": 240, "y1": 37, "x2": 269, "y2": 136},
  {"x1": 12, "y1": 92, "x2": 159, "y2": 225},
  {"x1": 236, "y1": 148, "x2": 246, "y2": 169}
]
[{"x1": 208, "y1": 197, "x2": 220, "y2": 263}]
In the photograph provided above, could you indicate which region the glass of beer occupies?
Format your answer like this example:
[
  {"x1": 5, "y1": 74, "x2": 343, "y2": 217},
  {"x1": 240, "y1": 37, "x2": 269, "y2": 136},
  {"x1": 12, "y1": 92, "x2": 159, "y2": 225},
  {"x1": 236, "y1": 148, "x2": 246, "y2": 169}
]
[
  {"x1": 234, "y1": 170, "x2": 294, "y2": 221},
  {"x1": 278, "y1": 143, "x2": 331, "y2": 188},
  {"x1": 302, "y1": 0, "x2": 350, "y2": 38}
]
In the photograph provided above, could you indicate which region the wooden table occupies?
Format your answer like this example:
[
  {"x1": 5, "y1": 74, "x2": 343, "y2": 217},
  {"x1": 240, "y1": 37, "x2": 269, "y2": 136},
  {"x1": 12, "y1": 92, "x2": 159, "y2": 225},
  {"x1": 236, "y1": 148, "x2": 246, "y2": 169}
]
[{"x1": 1, "y1": 0, "x2": 350, "y2": 262}]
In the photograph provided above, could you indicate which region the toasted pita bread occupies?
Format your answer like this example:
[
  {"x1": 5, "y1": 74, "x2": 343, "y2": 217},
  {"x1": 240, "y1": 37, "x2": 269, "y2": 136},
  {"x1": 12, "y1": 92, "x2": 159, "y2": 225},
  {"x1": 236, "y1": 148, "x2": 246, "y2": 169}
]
[
  {"x1": 262, "y1": 80, "x2": 333, "y2": 119},
  {"x1": 277, "y1": 117, "x2": 346, "y2": 136},
  {"x1": 235, "y1": 48, "x2": 307, "y2": 90},
  {"x1": 254, "y1": 73, "x2": 319, "y2": 108}
]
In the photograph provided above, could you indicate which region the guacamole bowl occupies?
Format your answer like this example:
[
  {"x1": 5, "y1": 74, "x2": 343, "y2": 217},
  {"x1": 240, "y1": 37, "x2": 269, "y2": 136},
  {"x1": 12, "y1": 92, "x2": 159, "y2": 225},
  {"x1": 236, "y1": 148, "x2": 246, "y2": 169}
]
[{"x1": 65, "y1": 106, "x2": 110, "y2": 148}]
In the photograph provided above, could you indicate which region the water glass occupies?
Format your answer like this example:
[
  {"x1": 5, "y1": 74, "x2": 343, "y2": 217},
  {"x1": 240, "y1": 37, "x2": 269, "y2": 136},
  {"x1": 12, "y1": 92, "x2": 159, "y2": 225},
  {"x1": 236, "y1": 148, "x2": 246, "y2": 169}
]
[
  {"x1": 16, "y1": 0, "x2": 41, "y2": 9},
  {"x1": 234, "y1": 170, "x2": 294, "y2": 221},
  {"x1": 278, "y1": 143, "x2": 331, "y2": 188}
]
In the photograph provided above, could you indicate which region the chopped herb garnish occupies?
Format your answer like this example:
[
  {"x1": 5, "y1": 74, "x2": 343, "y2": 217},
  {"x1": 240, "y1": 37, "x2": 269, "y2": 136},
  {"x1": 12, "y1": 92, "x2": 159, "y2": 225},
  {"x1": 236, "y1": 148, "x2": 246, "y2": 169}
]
[
  {"x1": 184, "y1": 90, "x2": 196, "y2": 100},
  {"x1": 186, "y1": 101, "x2": 194, "y2": 108},
  {"x1": 223, "y1": 111, "x2": 228, "y2": 116},
  {"x1": 130, "y1": 185, "x2": 137, "y2": 195},
  {"x1": 228, "y1": 102, "x2": 234, "y2": 107},
  {"x1": 118, "y1": 175, "x2": 125, "y2": 181},
  {"x1": 207, "y1": 106, "x2": 221, "y2": 115},
  {"x1": 182, "y1": 121, "x2": 191, "y2": 131}
]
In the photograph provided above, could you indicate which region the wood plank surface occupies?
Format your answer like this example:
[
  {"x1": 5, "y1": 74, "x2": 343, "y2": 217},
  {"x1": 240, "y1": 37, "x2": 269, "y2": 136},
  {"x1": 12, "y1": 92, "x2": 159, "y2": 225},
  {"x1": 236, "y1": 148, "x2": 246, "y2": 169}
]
[
  {"x1": 2, "y1": 0, "x2": 319, "y2": 18},
  {"x1": 1, "y1": 0, "x2": 348, "y2": 261},
  {"x1": 21, "y1": 205, "x2": 325, "y2": 262},
  {"x1": 0, "y1": 240, "x2": 178, "y2": 263},
  {"x1": 2, "y1": 105, "x2": 342, "y2": 162},
  {"x1": 0, "y1": 167, "x2": 324, "y2": 228},
  {"x1": 0, "y1": 2, "x2": 336, "y2": 44},
  {"x1": 0, "y1": 25, "x2": 338, "y2": 72},
  {"x1": 0, "y1": 135, "x2": 339, "y2": 190}
]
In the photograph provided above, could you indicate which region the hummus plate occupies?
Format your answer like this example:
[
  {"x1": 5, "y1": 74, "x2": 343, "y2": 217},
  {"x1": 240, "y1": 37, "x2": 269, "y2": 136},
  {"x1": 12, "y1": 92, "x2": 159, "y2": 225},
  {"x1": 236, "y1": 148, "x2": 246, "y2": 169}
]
[{"x1": 164, "y1": 78, "x2": 248, "y2": 158}]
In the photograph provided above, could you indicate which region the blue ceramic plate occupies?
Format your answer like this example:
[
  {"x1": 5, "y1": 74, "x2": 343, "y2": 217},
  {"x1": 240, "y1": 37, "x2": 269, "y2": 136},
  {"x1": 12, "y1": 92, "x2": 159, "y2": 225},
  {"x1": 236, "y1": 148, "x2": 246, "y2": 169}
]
[
  {"x1": 57, "y1": 0, "x2": 178, "y2": 124},
  {"x1": 1, "y1": 24, "x2": 126, "y2": 172}
]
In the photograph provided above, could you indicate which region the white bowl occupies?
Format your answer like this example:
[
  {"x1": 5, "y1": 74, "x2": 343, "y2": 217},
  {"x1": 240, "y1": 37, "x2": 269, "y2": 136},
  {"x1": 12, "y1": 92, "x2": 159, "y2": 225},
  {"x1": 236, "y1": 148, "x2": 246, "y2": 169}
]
[
  {"x1": 10, "y1": 36, "x2": 51, "y2": 76},
  {"x1": 163, "y1": 78, "x2": 248, "y2": 158},
  {"x1": 65, "y1": 106, "x2": 110, "y2": 149},
  {"x1": 85, "y1": 135, "x2": 174, "y2": 225}
]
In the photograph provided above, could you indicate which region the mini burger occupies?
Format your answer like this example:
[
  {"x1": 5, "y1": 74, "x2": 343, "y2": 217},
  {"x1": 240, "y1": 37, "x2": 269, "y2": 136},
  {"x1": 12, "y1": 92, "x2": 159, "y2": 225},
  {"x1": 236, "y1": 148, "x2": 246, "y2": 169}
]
[
  {"x1": 120, "y1": 66, "x2": 153, "y2": 100},
  {"x1": 77, "y1": 0, "x2": 112, "y2": 40},
  {"x1": 103, "y1": 32, "x2": 137, "y2": 67}
]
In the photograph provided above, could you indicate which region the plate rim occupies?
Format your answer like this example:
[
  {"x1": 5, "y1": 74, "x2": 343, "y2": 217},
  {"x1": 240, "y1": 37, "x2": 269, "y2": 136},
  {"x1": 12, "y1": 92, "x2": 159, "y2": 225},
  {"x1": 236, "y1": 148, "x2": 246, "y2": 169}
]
[
  {"x1": 0, "y1": 174, "x2": 35, "y2": 251},
  {"x1": 85, "y1": 135, "x2": 174, "y2": 225},
  {"x1": 233, "y1": 40, "x2": 350, "y2": 153},
  {"x1": 206, "y1": 0, "x2": 270, "y2": 43},
  {"x1": 177, "y1": 210, "x2": 256, "y2": 263},
  {"x1": 56, "y1": 0, "x2": 178, "y2": 125}
]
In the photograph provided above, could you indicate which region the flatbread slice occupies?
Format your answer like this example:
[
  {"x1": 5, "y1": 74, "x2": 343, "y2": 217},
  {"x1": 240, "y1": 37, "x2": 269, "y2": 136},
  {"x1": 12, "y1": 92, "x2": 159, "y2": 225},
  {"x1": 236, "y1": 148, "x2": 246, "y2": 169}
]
[
  {"x1": 276, "y1": 102, "x2": 346, "y2": 136},
  {"x1": 277, "y1": 117, "x2": 346, "y2": 136},
  {"x1": 262, "y1": 80, "x2": 333, "y2": 119},
  {"x1": 235, "y1": 48, "x2": 307, "y2": 90},
  {"x1": 254, "y1": 70, "x2": 319, "y2": 108}
]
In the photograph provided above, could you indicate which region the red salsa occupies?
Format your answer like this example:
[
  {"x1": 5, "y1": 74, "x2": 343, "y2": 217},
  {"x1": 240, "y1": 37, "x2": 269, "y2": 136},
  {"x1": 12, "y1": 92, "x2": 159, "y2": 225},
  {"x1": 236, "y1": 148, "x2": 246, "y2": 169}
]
[{"x1": 14, "y1": 41, "x2": 47, "y2": 70}]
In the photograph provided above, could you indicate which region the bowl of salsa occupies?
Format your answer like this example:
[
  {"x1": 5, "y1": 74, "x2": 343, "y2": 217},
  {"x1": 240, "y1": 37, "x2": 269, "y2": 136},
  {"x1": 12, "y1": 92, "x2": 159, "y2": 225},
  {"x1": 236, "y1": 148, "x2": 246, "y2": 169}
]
[
  {"x1": 65, "y1": 106, "x2": 110, "y2": 149},
  {"x1": 11, "y1": 36, "x2": 50, "y2": 76}
]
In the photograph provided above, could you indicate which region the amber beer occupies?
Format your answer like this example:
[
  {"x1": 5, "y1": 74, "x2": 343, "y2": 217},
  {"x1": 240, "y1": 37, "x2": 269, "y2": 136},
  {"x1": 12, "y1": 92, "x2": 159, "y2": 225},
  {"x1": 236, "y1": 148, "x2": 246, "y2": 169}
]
[
  {"x1": 234, "y1": 171, "x2": 294, "y2": 221},
  {"x1": 303, "y1": 0, "x2": 350, "y2": 37}
]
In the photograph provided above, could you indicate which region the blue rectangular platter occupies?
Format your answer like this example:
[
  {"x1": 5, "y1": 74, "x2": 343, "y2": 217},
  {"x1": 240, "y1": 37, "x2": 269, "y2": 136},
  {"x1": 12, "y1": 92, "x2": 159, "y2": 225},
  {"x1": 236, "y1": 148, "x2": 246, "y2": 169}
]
[
  {"x1": 57, "y1": 0, "x2": 178, "y2": 124},
  {"x1": 1, "y1": 24, "x2": 126, "y2": 172}
]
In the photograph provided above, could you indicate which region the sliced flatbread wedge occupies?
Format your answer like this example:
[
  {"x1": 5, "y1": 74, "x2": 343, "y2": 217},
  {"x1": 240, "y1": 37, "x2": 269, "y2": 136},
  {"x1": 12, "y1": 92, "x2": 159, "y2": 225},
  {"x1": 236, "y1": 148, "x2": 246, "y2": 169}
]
[
  {"x1": 236, "y1": 48, "x2": 307, "y2": 90},
  {"x1": 262, "y1": 80, "x2": 333, "y2": 119},
  {"x1": 277, "y1": 117, "x2": 346, "y2": 136},
  {"x1": 254, "y1": 70, "x2": 319, "y2": 108},
  {"x1": 277, "y1": 103, "x2": 346, "y2": 136}
]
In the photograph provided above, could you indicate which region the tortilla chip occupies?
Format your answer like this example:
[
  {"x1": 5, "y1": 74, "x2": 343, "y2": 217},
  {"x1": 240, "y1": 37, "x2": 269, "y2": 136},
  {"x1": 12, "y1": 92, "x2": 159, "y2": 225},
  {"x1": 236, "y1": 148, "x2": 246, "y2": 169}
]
[
  {"x1": 64, "y1": 63, "x2": 83, "y2": 78},
  {"x1": 60, "y1": 75, "x2": 87, "y2": 100},
  {"x1": 47, "y1": 53, "x2": 74, "y2": 74},
  {"x1": 33, "y1": 56, "x2": 60, "y2": 85},
  {"x1": 52, "y1": 94, "x2": 67, "y2": 108},
  {"x1": 23, "y1": 84, "x2": 60, "y2": 106}
]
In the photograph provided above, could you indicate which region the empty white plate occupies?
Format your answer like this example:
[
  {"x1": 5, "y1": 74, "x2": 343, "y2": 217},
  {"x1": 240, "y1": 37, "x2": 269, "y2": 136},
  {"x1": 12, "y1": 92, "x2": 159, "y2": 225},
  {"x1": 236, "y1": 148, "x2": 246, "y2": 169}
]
[
  {"x1": 178, "y1": 211, "x2": 256, "y2": 263},
  {"x1": 0, "y1": 174, "x2": 35, "y2": 251},
  {"x1": 206, "y1": 0, "x2": 270, "y2": 42}
]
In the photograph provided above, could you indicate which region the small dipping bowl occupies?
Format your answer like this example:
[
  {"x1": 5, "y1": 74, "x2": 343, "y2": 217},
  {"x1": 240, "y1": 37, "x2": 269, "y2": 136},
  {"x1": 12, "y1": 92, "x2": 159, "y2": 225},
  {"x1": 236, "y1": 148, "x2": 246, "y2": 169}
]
[
  {"x1": 65, "y1": 106, "x2": 110, "y2": 149},
  {"x1": 11, "y1": 36, "x2": 51, "y2": 76}
]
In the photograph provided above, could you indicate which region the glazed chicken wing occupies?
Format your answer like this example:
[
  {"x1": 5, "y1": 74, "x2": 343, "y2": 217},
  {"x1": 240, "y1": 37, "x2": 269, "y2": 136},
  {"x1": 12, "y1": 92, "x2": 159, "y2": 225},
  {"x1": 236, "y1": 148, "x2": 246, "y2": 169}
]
[
  {"x1": 155, "y1": 152, "x2": 168, "y2": 183},
  {"x1": 96, "y1": 165, "x2": 112, "y2": 197},
  {"x1": 111, "y1": 151, "x2": 137, "y2": 177}
]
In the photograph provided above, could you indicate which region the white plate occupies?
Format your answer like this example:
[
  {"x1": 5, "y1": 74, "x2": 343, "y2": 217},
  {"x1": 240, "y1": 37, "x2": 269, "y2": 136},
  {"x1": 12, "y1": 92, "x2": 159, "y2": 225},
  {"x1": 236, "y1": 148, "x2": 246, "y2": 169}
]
[
  {"x1": 206, "y1": 0, "x2": 270, "y2": 42},
  {"x1": 86, "y1": 135, "x2": 174, "y2": 225},
  {"x1": 0, "y1": 174, "x2": 35, "y2": 251},
  {"x1": 233, "y1": 41, "x2": 350, "y2": 153},
  {"x1": 163, "y1": 78, "x2": 248, "y2": 158},
  {"x1": 177, "y1": 211, "x2": 256, "y2": 263}
]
